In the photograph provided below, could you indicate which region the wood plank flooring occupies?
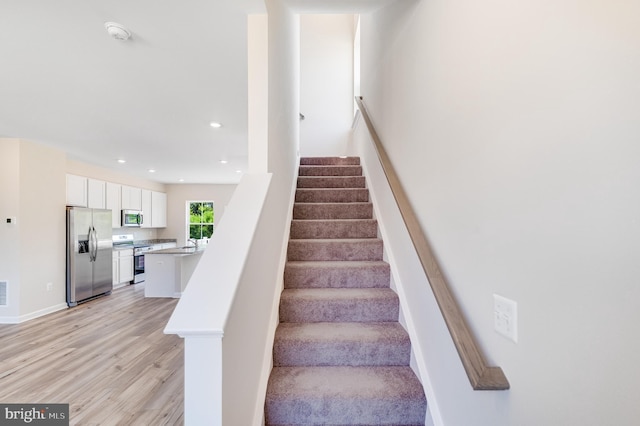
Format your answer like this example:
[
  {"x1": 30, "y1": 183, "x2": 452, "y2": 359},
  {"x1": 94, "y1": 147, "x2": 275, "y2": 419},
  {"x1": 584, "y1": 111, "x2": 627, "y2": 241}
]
[{"x1": 0, "y1": 284, "x2": 183, "y2": 425}]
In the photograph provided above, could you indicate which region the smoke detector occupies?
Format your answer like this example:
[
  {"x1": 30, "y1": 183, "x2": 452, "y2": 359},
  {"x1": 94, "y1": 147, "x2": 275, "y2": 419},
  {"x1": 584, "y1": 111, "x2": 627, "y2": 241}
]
[{"x1": 104, "y1": 22, "x2": 131, "y2": 41}]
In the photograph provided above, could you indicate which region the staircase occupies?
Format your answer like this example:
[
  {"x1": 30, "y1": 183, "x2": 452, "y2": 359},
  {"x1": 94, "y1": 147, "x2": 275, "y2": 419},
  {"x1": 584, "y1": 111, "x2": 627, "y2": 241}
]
[{"x1": 265, "y1": 157, "x2": 427, "y2": 426}]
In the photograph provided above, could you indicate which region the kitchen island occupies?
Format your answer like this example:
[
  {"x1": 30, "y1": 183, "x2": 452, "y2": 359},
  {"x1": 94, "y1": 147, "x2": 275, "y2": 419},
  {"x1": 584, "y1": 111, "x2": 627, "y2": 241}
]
[{"x1": 144, "y1": 246, "x2": 206, "y2": 298}]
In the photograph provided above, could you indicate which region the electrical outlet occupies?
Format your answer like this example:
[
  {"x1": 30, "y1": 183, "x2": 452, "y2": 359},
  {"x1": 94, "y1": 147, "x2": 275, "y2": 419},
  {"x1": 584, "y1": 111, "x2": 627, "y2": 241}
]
[
  {"x1": 494, "y1": 294, "x2": 518, "y2": 343},
  {"x1": 46, "y1": 282, "x2": 53, "y2": 292}
]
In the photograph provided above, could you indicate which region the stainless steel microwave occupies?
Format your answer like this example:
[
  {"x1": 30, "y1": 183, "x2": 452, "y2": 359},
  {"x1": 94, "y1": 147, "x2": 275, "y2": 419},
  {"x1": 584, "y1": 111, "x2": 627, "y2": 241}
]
[{"x1": 121, "y1": 209, "x2": 143, "y2": 227}]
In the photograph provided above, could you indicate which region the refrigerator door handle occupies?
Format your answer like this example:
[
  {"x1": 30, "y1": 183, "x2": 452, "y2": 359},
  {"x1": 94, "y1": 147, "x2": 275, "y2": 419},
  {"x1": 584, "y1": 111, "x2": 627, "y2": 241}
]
[
  {"x1": 88, "y1": 227, "x2": 96, "y2": 262},
  {"x1": 92, "y1": 226, "x2": 99, "y2": 261},
  {"x1": 87, "y1": 226, "x2": 94, "y2": 262}
]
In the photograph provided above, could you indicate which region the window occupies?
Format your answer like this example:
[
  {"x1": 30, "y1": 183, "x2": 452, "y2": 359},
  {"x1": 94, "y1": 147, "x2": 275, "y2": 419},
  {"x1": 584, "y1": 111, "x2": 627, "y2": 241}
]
[{"x1": 188, "y1": 201, "x2": 214, "y2": 240}]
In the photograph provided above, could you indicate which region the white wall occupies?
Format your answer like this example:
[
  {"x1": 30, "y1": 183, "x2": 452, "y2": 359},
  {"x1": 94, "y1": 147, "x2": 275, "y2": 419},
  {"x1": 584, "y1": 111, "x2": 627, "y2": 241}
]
[
  {"x1": 360, "y1": 1, "x2": 640, "y2": 425},
  {"x1": 159, "y1": 184, "x2": 237, "y2": 246},
  {"x1": 19, "y1": 140, "x2": 67, "y2": 317},
  {"x1": 248, "y1": 14, "x2": 269, "y2": 173},
  {"x1": 0, "y1": 139, "x2": 22, "y2": 319},
  {"x1": 0, "y1": 138, "x2": 67, "y2": 322},
  {"x1": 300, "y1": 14, "x2": 354, "y2": 156}
]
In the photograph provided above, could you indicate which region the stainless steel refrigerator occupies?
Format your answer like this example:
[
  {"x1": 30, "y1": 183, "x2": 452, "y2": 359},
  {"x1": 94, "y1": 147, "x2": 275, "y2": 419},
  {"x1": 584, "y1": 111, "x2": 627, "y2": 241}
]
[{"x1": 66, "y1": 207, "x2": 113, "y2": 307}]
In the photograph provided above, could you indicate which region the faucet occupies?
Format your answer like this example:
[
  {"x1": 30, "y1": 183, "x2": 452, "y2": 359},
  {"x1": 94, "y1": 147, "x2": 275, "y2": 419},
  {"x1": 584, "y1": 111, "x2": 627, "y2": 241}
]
[{"x1": 187, "y1": 238, "x2": 199, "y2": 248}]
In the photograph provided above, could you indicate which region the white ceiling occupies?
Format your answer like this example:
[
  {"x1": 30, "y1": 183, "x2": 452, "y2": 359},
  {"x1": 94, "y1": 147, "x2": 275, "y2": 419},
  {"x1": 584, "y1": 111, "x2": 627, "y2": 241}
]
[
  {"x1": 0, "y1": 0, "x2": 265, "y2": 184},
  {"x1": 0, "y1": 0, "x2": 394, "y2": 184}
]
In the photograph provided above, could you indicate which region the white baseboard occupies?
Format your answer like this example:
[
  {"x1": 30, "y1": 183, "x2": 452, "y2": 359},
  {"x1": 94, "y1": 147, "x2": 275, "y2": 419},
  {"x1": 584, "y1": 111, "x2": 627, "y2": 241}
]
[{"x1": 0, "y1": 303, "x2": 68, "y2": 324}]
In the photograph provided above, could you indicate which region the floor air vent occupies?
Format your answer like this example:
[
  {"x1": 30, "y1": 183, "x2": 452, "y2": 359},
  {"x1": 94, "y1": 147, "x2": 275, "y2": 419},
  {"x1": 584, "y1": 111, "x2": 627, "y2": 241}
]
[{"x1": 0, "y1": 281, "x2": 7, "y2": 306}]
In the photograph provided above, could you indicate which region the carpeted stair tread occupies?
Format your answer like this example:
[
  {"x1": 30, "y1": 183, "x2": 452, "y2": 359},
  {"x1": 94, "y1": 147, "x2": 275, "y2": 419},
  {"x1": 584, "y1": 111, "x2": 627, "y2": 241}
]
[
  {"x1": 279, "y1": 288, "x2": 398, "y2": 323},
  {"x1": 284, "y1": 261, "x2": 390, "y2": 289},
  {"x1": 299, "y1": 165, "x2": 363, "y2": 176},
  {"x1": 293, "y1": 202, "x2": 373, "y2": 220},
  {"x1": 297, "y1": 176, "x2": 366, "y2": 188},
  {"x1": 295, "y1": 188, "x2": 369, "y2": 203},
  {"x1": 287, "y1": 238, "x2": 383, "y2": 261},
  {"x1": 300, "y1": 157, "x2": 360, "y2": 166},
  {"x1": 273, "y1": 322, "x2": 411, "y2": 366},
  {"x1": 265, "y1": 366, "x2": 427, "y2": 425},
  {"x1": 290, "y1": 219, "x2": 378, "y2": 239}
]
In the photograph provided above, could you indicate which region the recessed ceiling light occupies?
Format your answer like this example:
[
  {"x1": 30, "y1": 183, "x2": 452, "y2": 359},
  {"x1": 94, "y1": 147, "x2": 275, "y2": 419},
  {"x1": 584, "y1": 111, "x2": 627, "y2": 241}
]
[
  {"x1": 148, "y1": 169, "x2": 156, "y2": 173},
  {"x1": 117, "y1": 159, "x2": 126, "y2": 164},
  {"x1": 178, "y1": 178, "x2": 185, "y2": 182},
  {"x1": 210, "y1": 122, "x2": 222, "y2": 128},
  {"x1": 220, "y1": 160, "x2": 228, "y2": 164},
  {"x1": 236, "y1": 170, "x2": 242, "y2": 173}
]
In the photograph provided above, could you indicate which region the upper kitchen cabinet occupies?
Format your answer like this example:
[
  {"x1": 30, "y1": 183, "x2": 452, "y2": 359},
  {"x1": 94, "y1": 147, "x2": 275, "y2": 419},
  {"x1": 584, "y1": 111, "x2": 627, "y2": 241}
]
[
  {"x1": 141, "y1": 189, "x2": 152, "y2": 228},
  {"x1": 106, "y1": 182, "x2": 121, "y2": 228},
  {"x1": 151, "y1": 191, "x2": 167, "y2": 227},
  {"x1": 66, "y1": 174, "x2": 88, "y2": 207},
  {"x1": 87, "y1": 178, "x2": 106, "y2": 209},
  {"x1": 121, "y1": 185, "x2": 142, "y2": 211}
]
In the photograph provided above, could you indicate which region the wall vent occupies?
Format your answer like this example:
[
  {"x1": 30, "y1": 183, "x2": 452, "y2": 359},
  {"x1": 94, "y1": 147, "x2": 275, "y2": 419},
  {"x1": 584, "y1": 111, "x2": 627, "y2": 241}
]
[{"x1": 0, "y1": 281, "x2": 7, "y2": 306}]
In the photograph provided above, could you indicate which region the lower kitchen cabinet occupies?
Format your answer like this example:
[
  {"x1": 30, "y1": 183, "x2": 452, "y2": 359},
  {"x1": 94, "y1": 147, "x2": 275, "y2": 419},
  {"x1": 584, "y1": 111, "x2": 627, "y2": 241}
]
[{"x1": 113, "y1": 248, "x2": 134, "y2": 288}]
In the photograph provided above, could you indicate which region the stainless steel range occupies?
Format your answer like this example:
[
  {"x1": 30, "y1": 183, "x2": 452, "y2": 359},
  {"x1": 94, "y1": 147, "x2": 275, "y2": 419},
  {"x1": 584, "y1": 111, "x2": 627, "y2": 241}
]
[{"x1": 133, "y1": 244, "x2": 154, "y2": 283}]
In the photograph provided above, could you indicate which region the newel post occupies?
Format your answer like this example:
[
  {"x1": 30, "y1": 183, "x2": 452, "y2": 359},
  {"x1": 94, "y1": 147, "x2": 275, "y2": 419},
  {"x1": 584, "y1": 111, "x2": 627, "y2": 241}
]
[{"x1": 182, "y1": 334, "x2": 223, "y2": 426}]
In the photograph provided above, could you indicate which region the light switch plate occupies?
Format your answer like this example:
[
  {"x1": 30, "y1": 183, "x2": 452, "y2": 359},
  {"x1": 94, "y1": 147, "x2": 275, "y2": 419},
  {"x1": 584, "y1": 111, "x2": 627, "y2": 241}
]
[{"x1": 494, "y1": 294, "x2": 518, "y2": 343}]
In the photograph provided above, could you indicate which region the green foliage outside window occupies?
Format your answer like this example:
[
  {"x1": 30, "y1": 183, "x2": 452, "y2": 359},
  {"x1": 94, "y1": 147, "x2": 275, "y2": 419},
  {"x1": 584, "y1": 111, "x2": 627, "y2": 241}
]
[{"x1": 189, "y1": 201, "x2": 214, "y2": 239}]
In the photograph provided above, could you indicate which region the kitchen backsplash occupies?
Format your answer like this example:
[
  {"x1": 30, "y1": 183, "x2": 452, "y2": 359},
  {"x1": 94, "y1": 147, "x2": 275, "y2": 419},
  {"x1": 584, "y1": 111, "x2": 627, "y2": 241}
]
[{"x1": 113, "y1": 228, "x2": 158, "y2": 241}]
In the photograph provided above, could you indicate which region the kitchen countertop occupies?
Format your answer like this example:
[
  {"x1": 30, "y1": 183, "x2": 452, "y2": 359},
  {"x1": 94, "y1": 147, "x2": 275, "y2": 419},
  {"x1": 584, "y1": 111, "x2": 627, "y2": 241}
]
[
  {"x1": 147, "y1": 246, "x2": 207, "y2": 255},
  {"x1": 134, "y1": 238, "x2": 177, "y2": 248}
]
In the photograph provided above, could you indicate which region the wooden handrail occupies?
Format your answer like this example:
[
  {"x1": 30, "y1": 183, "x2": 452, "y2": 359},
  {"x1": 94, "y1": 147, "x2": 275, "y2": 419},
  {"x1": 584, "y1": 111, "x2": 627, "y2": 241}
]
[{"x1": 355, "y1": 96, "x2": 509, "y2": 390}]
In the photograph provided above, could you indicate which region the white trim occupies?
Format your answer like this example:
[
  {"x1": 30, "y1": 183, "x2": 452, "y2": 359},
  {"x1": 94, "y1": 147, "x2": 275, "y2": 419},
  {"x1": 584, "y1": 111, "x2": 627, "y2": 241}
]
[{"x1": 0, "y1": 302, "x2": 68, "y2": 324}]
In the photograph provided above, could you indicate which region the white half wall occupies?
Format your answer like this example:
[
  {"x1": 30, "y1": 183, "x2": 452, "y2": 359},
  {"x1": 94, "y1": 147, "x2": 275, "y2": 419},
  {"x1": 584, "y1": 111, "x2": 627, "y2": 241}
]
[
  {"x1": 300, "y1": 14, "x2": 354, "y2": 157},
  {"x1": 360, "y1": 1, "x2": 640, "y2": 425}
]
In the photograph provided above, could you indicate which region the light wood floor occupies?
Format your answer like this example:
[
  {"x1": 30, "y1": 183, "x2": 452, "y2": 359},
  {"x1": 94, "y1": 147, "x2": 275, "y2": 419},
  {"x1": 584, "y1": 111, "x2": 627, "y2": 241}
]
[{"x1": 0, "y1": 284, "x2": 184, "y2": 425}]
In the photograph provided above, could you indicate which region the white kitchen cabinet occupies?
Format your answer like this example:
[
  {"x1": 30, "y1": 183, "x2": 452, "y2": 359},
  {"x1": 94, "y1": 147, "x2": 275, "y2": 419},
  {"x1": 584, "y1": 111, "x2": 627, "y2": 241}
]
[
  {"x1": 113, "y1": 248, "x2": 134, "y2": 286},
  {"x1": 106, "y1": 182, "x2": 121, "y2": 228},
  {"x1": 121, "y1": 185, "x2": 142, "y2": 211},
  {"x1": 66, "y1": 174, "x2": 88, "y2": 207},
  {"x1": 120, "y1": 252, "x2": 134, "y2": 283},
  {"x1": 87, "y1": 178, "x2": 106, "y2": 209},
  {"x1": 112, "y1": 252, "x2": 119, "y2": 286},
  {"x1": 151, "y1": 191, "x2": 167, "y2": 227},
  {"x1": 141, "y1": 189, "x2": 152, "y2": 228}
]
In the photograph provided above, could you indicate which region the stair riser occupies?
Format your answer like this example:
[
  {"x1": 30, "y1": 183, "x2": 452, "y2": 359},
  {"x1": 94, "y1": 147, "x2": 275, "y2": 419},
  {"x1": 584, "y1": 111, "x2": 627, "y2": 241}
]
[
  {"x1": 293, "y1": 203, "x2": 372, "y2": 220},
  {"x1": 290, "y1": 220, "x2": 378, "y2": 239},
  {"x1": 266, "y1": 398, "x2": 426, "y2": 426},
  {"x1": 266, "y1": 399, "x2": 426, "y2": 426},
  {"x1": 295, "y1": 188, "x2": 369, "y2": 203},
  {"x1": 284, "y1": 263, "x2": 390, "y2": 289},
  {"x1": 274, "y1": 340, "x2": 410, "y2": 367},
  {"x1": 297, "y1": 176, "x2": 366, "y2": 188},
  {"x1": 299, "y1": 165, "x2": 362, "y2": 176},
  {"x1": 279, "y1": 298, "x2": 398, "y2": 322},
  {"x1": 265, "y1": 367, "x2": 427, "y2": 426},
  {"x1": 288, "y1": 240, "x2": 383, "y2": 261},
  {"x1": 300, "y1": 157, "x2": 360, "y2": 166}
]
